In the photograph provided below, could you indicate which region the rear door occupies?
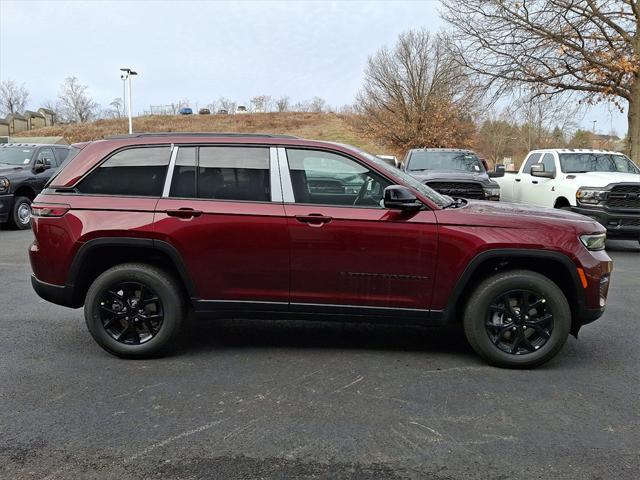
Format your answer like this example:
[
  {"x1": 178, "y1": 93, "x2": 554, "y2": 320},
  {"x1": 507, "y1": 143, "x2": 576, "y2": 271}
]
[
  {"x1": 514, "y1": 152, "x2": 541, "y2": 203},
  {"x1": 279, "y1": 147, "x2": 437, "y2": 314},
  {"x1": 154, "y1": 145, "x2": 289, "y2": 308}
]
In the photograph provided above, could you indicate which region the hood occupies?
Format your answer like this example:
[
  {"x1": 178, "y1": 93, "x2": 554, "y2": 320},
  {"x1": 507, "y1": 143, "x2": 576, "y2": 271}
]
[
  {"x1": 0, "y1": 164, "x2": 27, "y2": 175},
  {"x1": 408, "y1": 170, "x2": 492, "y2": 183},
  {"x1": 563, "y1": 171, "x2": 640, "y2": 187},
  {"x1": 438, "y1": 199, "x2": 604, "y2": 233}
]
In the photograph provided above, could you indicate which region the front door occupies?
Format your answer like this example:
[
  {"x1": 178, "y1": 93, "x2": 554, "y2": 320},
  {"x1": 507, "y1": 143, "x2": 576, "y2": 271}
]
[
  {"x1": 520, "y1": 153, "x2": 556, "y2": 206},
  {"x1": 154, "y1": 145, "x2": 289, "y2": 307},
  {"x1": 280, "y1": 147, "x2": 437, "y2": 313}
]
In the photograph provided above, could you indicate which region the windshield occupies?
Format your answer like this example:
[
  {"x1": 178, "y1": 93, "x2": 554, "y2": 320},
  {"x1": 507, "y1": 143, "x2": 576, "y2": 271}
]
[
  {"x1": 559, "y1": 153, "x2": 640, "y2": 174},
  {"x1": 345, "y1": 145, "x2": 451, "y2": 207},
  {"x1": 0, "y1": 146, "x2": 35, "y2": 165},
  {"x1": 407, "y1": 151, "x2": 484, "y2": 173}
]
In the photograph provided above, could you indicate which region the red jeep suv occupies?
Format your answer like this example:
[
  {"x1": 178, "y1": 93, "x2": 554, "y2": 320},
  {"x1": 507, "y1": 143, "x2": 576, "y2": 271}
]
[{"x1": 29, "y1": 133, "x2": 612, "y2": 367}]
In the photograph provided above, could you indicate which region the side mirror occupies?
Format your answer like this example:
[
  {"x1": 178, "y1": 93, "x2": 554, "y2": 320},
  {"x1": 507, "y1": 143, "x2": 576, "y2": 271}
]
[
  {"x1": 383, "y1": 185, "x2": 422, "y2": 211},
  {"x1": 34, "y1": 159, "x2": 51, "y2": 173},
  {"x1": 488, "y1": 164, "x2": 505, "y2": 178},
  {"x1": 530, "y1": 164, "x2": 554, "y2": 178}
]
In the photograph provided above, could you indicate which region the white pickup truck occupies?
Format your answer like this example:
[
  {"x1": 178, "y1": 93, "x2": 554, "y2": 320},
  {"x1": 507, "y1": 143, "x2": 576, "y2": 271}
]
[{"x1": 495, "y1": 149, "x2": 640, "y2": 242}]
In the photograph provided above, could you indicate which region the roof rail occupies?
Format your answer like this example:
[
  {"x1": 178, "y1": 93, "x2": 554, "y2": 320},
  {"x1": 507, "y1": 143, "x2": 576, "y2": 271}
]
[{"x1": 105, "y1": 132, "x2": 299, "y2": 140}]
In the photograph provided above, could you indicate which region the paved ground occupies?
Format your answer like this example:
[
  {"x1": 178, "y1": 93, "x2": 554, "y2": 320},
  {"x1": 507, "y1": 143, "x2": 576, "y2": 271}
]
[{"x1": 0, "y1": 228, "x2": 638, "y2": 480}]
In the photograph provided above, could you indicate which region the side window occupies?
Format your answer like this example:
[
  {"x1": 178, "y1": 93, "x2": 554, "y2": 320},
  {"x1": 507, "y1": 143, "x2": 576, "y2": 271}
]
[
  {"x1": 521, "y1": 153, "x2": 542, "y2": 174},
  {"x1": 37, "y1": 148, "x2": 56, "y2": 167},
  {"x1": 77, "y1": 146, "x2": 170, "y2": 196},
  {"x1": 198, "y1": 147, "x2": 270, "y2": 201},
  {"x1": 169, "y1": 147, "x2": 196, "y2": 198},
  {"x1": 54, "y1": 147, "x2": 70, "y2": 166},
  {"x1": 287, "y1": 149, "x2": 391, "y2": 207},
  {"x1": 541, "y1": 153, "x2": 556, "y2": 174}
]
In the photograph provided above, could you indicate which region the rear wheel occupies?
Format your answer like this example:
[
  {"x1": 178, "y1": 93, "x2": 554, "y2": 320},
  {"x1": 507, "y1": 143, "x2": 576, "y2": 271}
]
[
  {"x1": 10, "y1": 196, "x2": 32, "y2": 230},
  {"x1": 463, "y1": 270, "x2": 571, "y2": 368},
  {"x1": 84, "y1": 263, "x2": 185, "y2": 358}
]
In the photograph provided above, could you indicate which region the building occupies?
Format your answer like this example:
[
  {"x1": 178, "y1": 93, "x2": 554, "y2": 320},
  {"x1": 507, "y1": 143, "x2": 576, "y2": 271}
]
[
  {"x1": 24, "y1": 110, "x2": 47, "y2": 130},
  {"x1": 0, "y1": 118, "x2": 9, "y2": 137},
  {"x1": 5, "y1": 113, "x2": 29, "y2": 134},
  {"x1": 37, "y1": 108, "x2": 56, "y2": 126}
]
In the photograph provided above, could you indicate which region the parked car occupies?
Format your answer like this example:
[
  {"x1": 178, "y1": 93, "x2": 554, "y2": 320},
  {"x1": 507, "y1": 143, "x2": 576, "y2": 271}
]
[
  {"x1": 495, "y1": 149, "x2": 640, "y2": 243},
  {"x1": 198, "y1": 108, "x2": 211, "y2": 115},
  {"x1": 29, "y1": 133, "x2": 612, "y2": 368},
  {"x1": 0, "y1": 143, "x2": 77, "y2": 229},
  {"x1": 401, "y1": 148, "x2": 503, "y2": 201},
  {"x1": 179, "y1": 107, "x2": 193, "y2": 115},
  {"x1": 217, "y1": 109, "x2": 229, "y2": 115},
  {"x1": 235, "y1": 105, "x2": 248, "y2": 114}
]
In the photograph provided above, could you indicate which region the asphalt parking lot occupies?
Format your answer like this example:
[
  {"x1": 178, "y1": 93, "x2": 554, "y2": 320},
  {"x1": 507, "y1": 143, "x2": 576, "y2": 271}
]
[{"x1": 1, "y1": 228, "x2": 639, "y2": 480}]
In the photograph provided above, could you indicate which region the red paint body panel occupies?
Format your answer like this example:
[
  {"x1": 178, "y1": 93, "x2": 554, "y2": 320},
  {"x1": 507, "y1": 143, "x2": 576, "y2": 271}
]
[
  {"x1": 154, "y1": 198, "x2": 289, "y2": 301},
  {"x1": 284, "y1": 204, "x2": 437, "y2": 308}
]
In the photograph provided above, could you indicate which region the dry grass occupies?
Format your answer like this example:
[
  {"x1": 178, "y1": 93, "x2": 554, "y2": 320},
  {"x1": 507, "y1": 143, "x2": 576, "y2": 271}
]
[{"x1": 15, "y1": 112, "x2": 389, "y2": 154}]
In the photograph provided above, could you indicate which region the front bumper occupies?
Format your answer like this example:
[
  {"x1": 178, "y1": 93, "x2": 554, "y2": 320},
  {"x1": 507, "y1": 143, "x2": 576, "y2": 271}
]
[
  {"x1": 31, "y1": 275, "x2": 77, "y2": 308},
  {"x1": 571, "y1": 205, "x2": 640, "y2": 239},
  {"x1": 0, "y1": 194, "x2": 14, "y2": 223}
]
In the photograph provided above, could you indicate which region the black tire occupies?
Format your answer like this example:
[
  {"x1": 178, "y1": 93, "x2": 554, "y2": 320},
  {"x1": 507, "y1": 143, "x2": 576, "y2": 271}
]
[
  {"x1": 463, "y1": 269, "x2": 571, "y2": 368},
  {"x1": 84, "y1": 263, "x2": 185, "y2": 358},
  {"x1": 10, "y1": 196, "x2": 32, "y2": 230}
]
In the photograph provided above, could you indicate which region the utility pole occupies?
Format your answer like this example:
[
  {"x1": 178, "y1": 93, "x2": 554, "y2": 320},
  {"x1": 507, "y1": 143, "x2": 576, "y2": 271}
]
[
  {"x1": 592, "y1": 120, "x2": 597, "y2": 134},
  {"x1": 119, "y1": 67, "x2": 138, "y2": 134}
]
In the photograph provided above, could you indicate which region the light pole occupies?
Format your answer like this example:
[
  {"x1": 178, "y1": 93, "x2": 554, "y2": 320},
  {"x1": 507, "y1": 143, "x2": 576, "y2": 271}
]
[{"x1": 120, "y1": 67, "x2": 138, "y2": 134}]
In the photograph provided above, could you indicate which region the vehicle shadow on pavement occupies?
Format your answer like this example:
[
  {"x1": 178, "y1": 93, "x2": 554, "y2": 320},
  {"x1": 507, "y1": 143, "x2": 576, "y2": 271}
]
[{"x1": 177, "y1": 318, "x2": 475, "y2": 357}]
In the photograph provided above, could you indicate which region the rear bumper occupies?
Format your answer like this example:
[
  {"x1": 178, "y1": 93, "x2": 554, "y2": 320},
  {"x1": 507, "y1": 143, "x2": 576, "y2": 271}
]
[
  {"x1": 571, "y1": 206, "x2": 640, "y2": 239},
  {"x1": 31, "y1": 275, "x2": 77, "y2": 308}
]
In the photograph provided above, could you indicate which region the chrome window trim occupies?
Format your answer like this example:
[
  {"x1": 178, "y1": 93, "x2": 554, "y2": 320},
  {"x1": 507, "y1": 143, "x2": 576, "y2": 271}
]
[
  {"x1": 276, "y1": 147, "x2": 295, "y2": 203},
  {"x1": 269, "y1": 147, "x2": 283, "y2": 202},
  {"x1": 161, "y1": 143, "x2": 178, "y2": 197}
]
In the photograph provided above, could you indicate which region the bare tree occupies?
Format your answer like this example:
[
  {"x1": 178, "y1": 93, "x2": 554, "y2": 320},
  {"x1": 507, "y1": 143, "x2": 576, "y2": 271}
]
[
  {"x1": 309, "y1": 97, "x2": 326, "y2": 113},
  {"x1": 275, "y1": 96, "x2": 290, "y2": 112},
  {"x1": 106, "y1": 97, "x2": 125, "y2": 119},
  {"x1": 441, "y1": 0, "x2": 640, "y2": 161},
  {"x1": 56, "y1": 77, "x2": 98, "y2": 123},
  {"x1": 217, "y1": 97, "x2": 237, "y2": 113},
  {"x1": 0, "y1": 79, "x2": 29, "y2": 116},
  {"x1": 356, "y1": 29, "x2": 483, "y2": 150}
]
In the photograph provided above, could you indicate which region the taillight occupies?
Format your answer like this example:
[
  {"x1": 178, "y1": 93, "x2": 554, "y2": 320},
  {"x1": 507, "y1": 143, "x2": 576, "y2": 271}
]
[{"x1": 31, "y1": 203, "x2": 70, "y2": 217}]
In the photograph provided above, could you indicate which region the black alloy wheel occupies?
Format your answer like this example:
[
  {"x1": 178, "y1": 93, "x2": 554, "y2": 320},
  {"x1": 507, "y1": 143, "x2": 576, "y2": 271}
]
[
  {"x1": 99, "y1": 282, "x2": 164, "y2": 345},
  {"x1": 485, "y1": 290, "x2": 554, "y2": 355}
]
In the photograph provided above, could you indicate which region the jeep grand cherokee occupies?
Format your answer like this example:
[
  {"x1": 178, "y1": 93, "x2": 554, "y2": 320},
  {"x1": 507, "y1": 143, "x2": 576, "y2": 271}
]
[{"x1": 29, "y1": 133, "x2": 612, "y2": 368}]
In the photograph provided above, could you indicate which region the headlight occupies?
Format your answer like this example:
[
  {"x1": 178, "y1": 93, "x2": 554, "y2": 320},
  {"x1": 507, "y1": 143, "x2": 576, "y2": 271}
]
[
  {"x1": 483, "y1": 186, "x2": 500, "y2": 198},
  {"x1": 580, "y1": 233, "x2": 606, "y2": 251},
  {"x1": 576, "y1": 187, "x2": 607, "y2": 205},
  {"x1": 0, "y1": 177, "x2": 9, "y2": 193}
]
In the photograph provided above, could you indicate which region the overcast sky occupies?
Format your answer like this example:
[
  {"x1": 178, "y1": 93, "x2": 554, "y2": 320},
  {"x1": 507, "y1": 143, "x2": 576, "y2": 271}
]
[{"x1": 0, "y1": 0, "x2": 628, "y2": 136}]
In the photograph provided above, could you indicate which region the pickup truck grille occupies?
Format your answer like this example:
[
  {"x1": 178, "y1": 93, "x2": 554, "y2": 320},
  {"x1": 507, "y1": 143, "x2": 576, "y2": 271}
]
[
  {"x1": 606, "y1": 185, "x2": 640, "y2": 210},
  {"x1": 426, "y1": 181, "x2": 485, "y2": 199}
]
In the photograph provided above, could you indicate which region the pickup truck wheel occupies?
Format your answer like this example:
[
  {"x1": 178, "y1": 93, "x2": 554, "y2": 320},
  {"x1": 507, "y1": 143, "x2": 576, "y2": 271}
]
[
  {"x1": 10, "y1": 196, "x2": 32, "y2": 230},
  {"x1": 84, "y1": 263, "x2": 185, "y2": 358},
  {"x1": 463, "y1": 270, "x2": 570, "y2": 368}
]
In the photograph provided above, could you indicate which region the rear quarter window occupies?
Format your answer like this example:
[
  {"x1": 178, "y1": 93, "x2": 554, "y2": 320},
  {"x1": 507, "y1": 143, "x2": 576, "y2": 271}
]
[{"x1": 76, "y1": 146, "x2": 171, "y2": 196}]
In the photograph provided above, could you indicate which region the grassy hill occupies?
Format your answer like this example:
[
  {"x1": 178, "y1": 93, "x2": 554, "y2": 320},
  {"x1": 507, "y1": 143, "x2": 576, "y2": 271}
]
[{"x1": 15, "y1": 112, "x2": 387, "y2": 153}]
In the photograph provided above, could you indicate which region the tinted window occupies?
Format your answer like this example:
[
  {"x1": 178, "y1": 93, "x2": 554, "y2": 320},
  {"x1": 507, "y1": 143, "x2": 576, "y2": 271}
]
[
  {"x1": 37, "y1": 148, "x2": 56, "y2": 167},
  {"x1": 198, "y1": 147, "x2": 270, "y2": 201},
  {"x1": 521, "y1": 153, "x2": 542, "y2": 174},
  {"x1": 77, "y1": 146, "x2": 170, "y2": 196},
  {"x1": 559, "y1": 153, "x2": 640, "y2": 174},
  {"x1": 541, "y1": 153, "x2": 556, "y2": 173},
  {"x1": 407, "y1": 151, "x2": 484, "y2": 172},
  {"x1": 287, "y1": 149, "x2": 391, "y2": 207},
  {"x1": 54, "y1": 147, "x2": 70, "y2": 165},
  {"x1": 169, "y1": 147, "x2": 196, "y2": 198}
]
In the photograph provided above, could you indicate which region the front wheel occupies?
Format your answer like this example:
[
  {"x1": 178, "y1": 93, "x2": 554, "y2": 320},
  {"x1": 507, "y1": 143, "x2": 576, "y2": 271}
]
[
  {"x1": 463, "y1": 270, "x2": 571, "y2": 368},
  {"x1": 10, "y1": 196, "x2": 32, "y2": 230},
  {"x1": 84, "y1": 263, "x2": 185, "y2": 358}
]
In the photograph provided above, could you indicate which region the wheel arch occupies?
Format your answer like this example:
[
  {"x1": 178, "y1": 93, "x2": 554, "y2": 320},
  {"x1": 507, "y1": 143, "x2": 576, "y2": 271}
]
[
  {"x1": 441, "y1": 249, "x2": 586, "y2": 335},
  {"x1": 553, "y1": 196, "x2": 571, "y2": 208},
  {"x1": 67, "y1": 238, "x2": 198, "y2": 307},
  {"x1": 13, "y1": 185, "x2": 37, "y2": 200}
]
